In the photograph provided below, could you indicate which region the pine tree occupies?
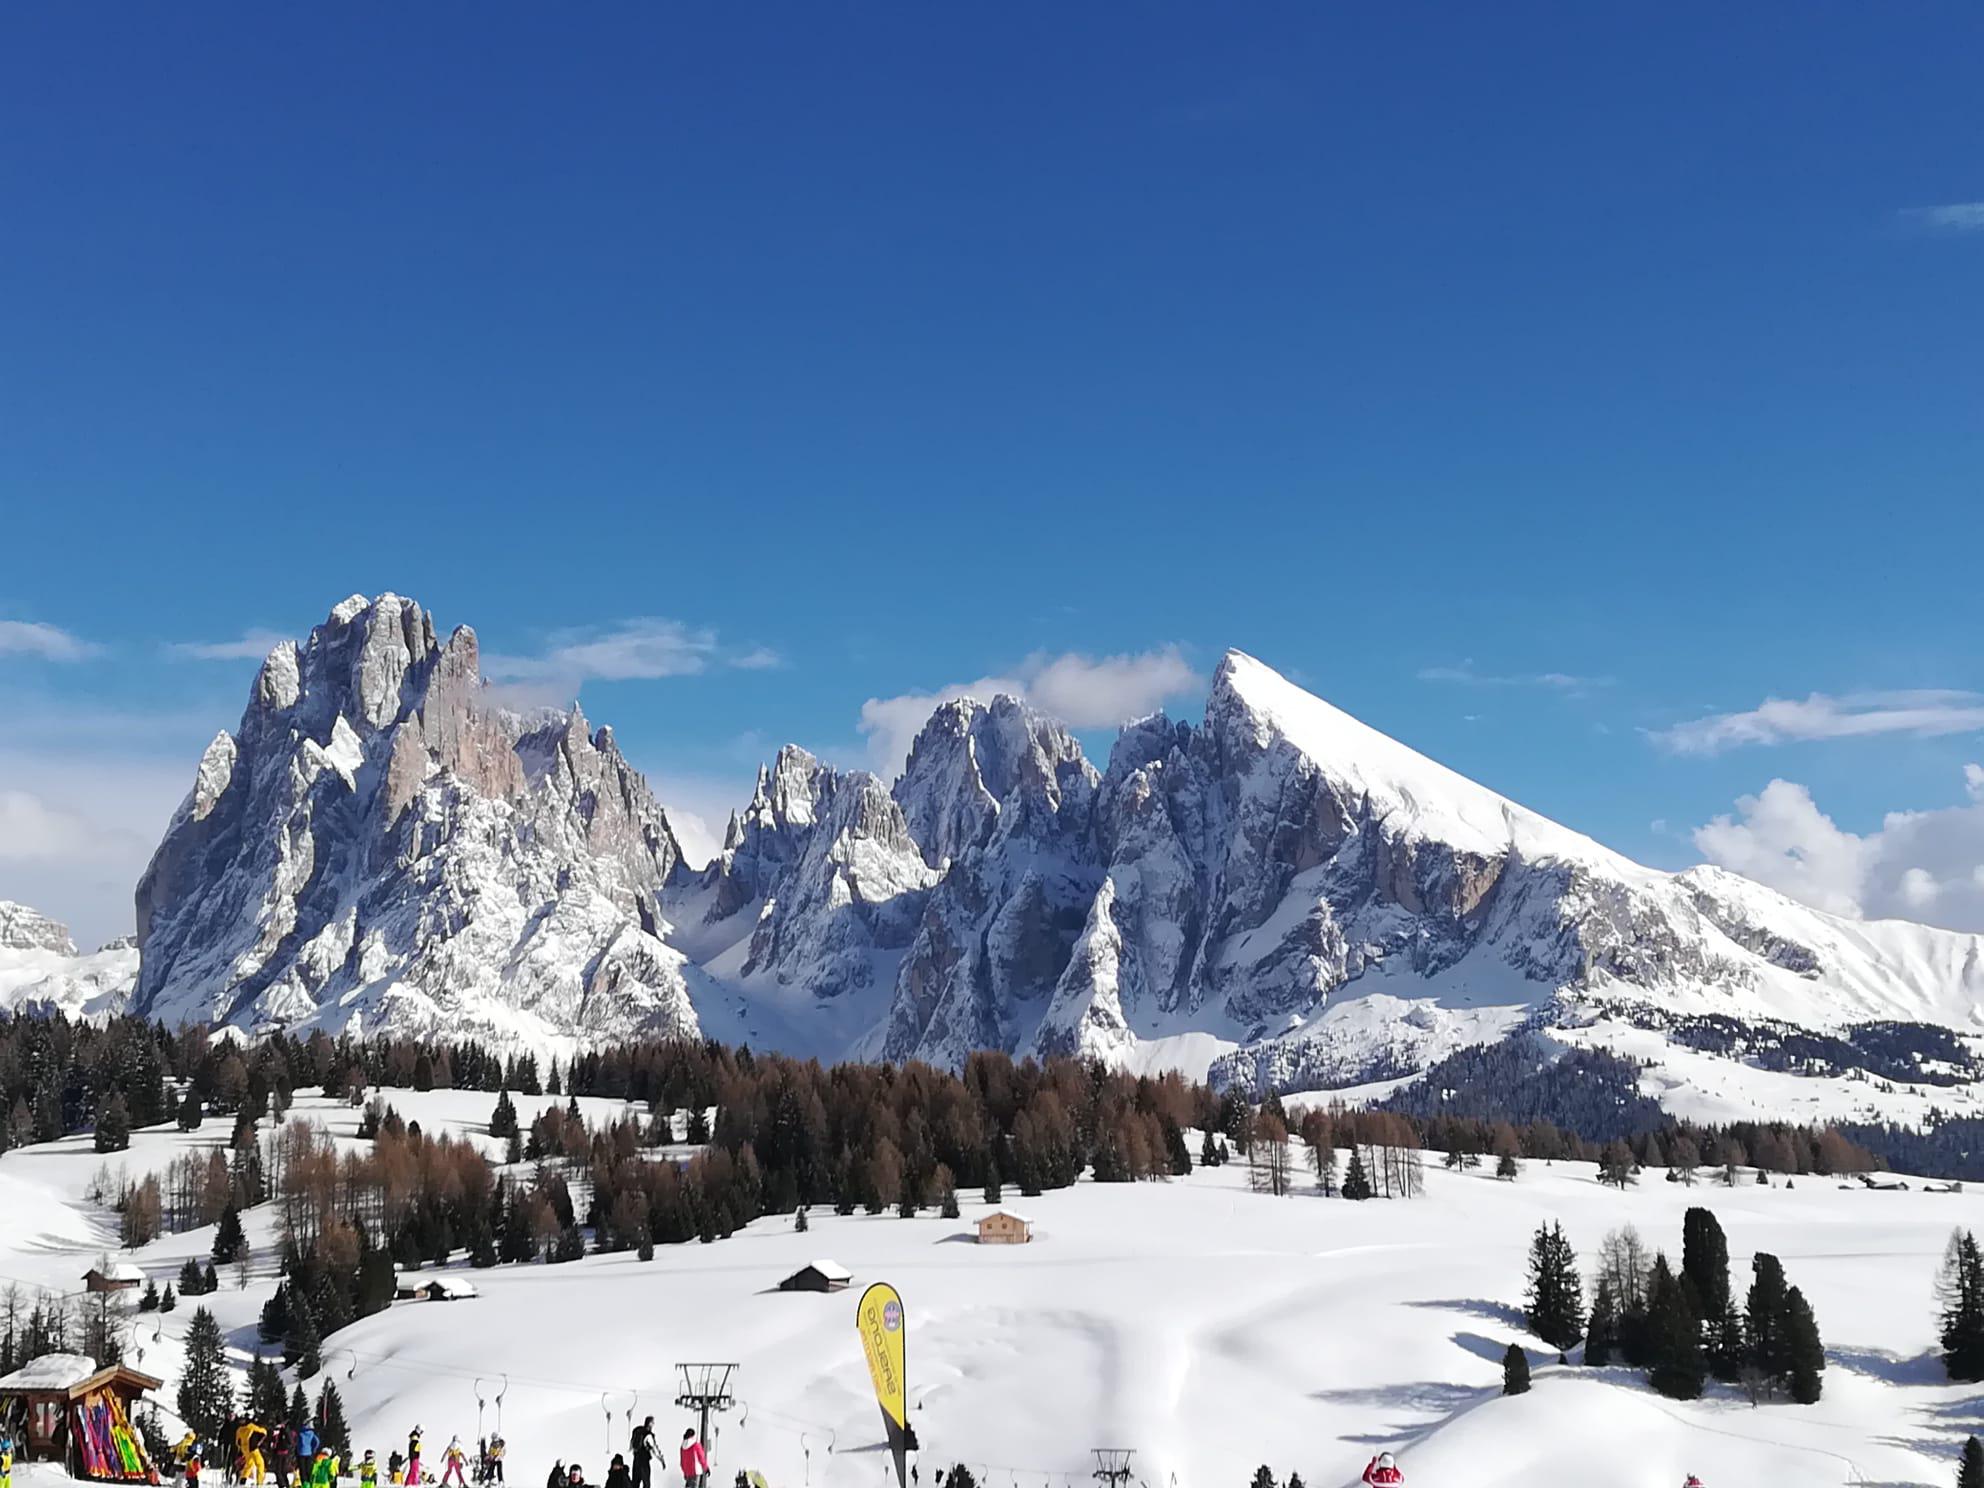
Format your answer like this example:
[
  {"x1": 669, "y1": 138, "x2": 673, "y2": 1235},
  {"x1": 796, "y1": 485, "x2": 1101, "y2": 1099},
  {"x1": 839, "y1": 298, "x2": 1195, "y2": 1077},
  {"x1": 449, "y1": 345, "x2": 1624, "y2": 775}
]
[
  {"x1": 1502, "y1": 1342, "x2": 1531, "y2": 1395},
  {"x1": 945, "y1": 1470, "x2": 978, "y2": 1488},
  {"x1": 489, "y1": 1089, "x2": 518, "y2": 1139},
  {"x1": 94, "y1": 1090, "x2": 131, "y2": 1153},
  {"x1": 1646, "y1": 1256, "x2": 1705, "y2": 1400},
  {"x1": 251, "y1": 1355, "x2": 287, "y2": 1427},
  {"x1": 1523, "y1": 1222, "x2": 1586, "y2": 1350},
  {"x1": 983, "y1": 1168, "x2": 1003, "y2": 1205},
  {"x1": 1199, "y1": 1130, "x2": 1221, "y2": 1169},
  {"x1": 505, "y1": 1129, "x2": 524, "y2": 1166},
  {"x1": 1783, "y1": 1285, "x2": 1825, "y2": 1404},
  {"x1": 1747, "y1": 1252, "x2": 1791, "y2": 1389},
  {"x1": 1681, "y1": 1206, "x2": 1736, "y2": 1378},
  {"x1": 176, "y1": 1307, "x2": 233, "y2": 1440},
  {"x1": 1496, "y1": 1151, "x2": 1521, "y2": 1181},
  {"x1": 178, "y1": 1258, "x2": 206, "y2": 1296},
  {"x1": 940, "y1": 1188, "x2": 961, "y2": 1220},
  {"x1": 795, "y1": 1206, "x2": 810, "y2": 1233},
  {"x1": 1163, "y1": 1119, "x2": 1193, "y2": 1177},
  {"x1": 159, "y1": 1283, "x2": 176, "y2": 1313},
  {"x1": 1598, "y1": 1140, "x2": 1635, "y2": 1188},
  {"x1": 203, "y1": 1260, "x2": 219, "y2": 1294},
  {"x1": 287, "y1": 1383, "x2": 309, "y2": 1434},
  {"x1": 1959, "y1": 1437, "x2": 1984, "y2": 1488},
  {"x1": 1342, "y1": 1148, "x2": 1373, "y2": 1201},
  {"x1": 140, "y1": 1280, "x2": 159, "y2": 1312},
  {"x1": 1249, "y1": 1468, "x2": 1276, "y2": 1488},
  {"x1": 285, "y1": 1290, "x2": 322, "y2": 1377},
  {"x1": 1584, "y1": 1277, "x2": 1618, "y2": 1367},
  {"x1": 1940, "y1": 1230, "x2": 1984, "y2": 1382},
  {"x1": 213, "y1": 1204, "x2": 249, "y2": 1265},
  {"x1": 316, "y1": 1380, "x2": 352, "y2": 1459}
]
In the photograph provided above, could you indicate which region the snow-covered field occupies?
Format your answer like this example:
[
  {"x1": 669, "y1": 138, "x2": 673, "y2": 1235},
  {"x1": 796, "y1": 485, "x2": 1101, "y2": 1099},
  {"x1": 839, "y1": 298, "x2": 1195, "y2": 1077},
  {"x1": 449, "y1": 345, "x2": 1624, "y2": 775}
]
[{"x1": 5, "y1": 1089, "x2": 1982, "y2": 1488}]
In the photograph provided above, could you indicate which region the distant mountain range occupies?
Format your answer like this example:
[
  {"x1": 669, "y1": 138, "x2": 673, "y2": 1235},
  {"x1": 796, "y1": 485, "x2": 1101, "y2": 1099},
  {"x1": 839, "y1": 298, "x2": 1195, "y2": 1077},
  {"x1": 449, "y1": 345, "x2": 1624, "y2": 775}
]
[{"x1": 11, "y1": 592, "x2": 1984, "y2": 1125}]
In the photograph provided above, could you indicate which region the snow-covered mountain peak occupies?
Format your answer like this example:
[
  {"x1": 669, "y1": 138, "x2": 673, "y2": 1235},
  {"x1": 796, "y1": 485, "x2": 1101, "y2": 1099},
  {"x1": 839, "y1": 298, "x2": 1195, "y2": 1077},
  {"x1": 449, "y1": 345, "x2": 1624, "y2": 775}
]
[
  {"x1": 131, "y1": 592, "x2": 697, "y2": 1046},
  {"x1": 895, "y1": 692, "x2": 1096, "y2": 869},
  {"x1": 0, "y1": 901, "x2": 78, "y2": 955},
  {"x1": 1210, "y1": 649, "x2": 1635, "y2": 873}
]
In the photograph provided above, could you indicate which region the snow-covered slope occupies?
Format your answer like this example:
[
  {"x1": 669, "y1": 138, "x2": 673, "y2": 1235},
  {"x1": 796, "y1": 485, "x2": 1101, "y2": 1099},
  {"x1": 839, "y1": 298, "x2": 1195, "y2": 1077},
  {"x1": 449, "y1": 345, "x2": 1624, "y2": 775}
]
[
  {"x1": 130, "y1": 594, "x2": 700, "y2": 1049},
  {"x1": 3, "y1": 1093, "x2": 1977, "y2": 1488},
  {"x1": 0, "y1": 901, "x2": 138, "y2": 1017}
]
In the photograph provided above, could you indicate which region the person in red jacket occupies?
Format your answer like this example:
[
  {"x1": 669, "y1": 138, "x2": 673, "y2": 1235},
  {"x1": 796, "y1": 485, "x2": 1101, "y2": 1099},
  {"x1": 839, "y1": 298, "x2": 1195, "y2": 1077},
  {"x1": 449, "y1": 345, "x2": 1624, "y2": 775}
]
[
  {"x1": 678, "y1": 1433, "x2": 709, "y2": 1488},
  {"x1": 1361, "y1": 1453, "x2": 1402, "y2": 1486}
]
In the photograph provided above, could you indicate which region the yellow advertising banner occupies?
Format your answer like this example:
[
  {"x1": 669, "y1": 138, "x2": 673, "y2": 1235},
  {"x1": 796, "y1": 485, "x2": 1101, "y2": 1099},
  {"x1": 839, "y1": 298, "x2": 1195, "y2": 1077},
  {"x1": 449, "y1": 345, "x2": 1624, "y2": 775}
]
[
  {"x1": 856, "y1": 1281, "x2": 908, "y2": 1488},
  {"x1": 856, "y1": 1282, "x2": 907, "y2": 1427}
]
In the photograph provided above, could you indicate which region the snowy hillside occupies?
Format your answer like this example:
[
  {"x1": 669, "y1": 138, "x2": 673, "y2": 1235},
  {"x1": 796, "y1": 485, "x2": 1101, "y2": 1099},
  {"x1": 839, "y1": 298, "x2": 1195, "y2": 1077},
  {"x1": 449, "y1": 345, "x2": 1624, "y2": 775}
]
[
  {"x1": 0, "y1": 901, "x2": 137, "y2": 1017},
  {"x1": 3, "y1": 1090, "x2": 1982, "y2": 1488}
]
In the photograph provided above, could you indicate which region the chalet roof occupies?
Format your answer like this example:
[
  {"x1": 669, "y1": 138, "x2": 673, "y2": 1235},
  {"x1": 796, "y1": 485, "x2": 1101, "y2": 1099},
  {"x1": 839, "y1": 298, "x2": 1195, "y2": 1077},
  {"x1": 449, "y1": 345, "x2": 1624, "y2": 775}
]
[
  {"x1": 0, "y1": 1354, "x2": 97, "y2": 1392},
  {"x1": 423, "y1": 1276, "x2": 478, "y2": 1299},
  {"x1": 979, "y1": 1209, "x2": 1034, "y2": 1225},
  {"x1": 794, "y1": 1259, "x2": 851, "y2": 1281}
]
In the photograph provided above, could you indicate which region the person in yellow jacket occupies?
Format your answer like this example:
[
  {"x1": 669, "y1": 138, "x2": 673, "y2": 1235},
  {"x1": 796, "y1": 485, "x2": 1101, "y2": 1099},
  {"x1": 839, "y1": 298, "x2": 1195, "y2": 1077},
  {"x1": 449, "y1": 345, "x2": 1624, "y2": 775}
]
[
  {"x1": 238, "y1": 1421, "x2": 270, "y2": 1486},
  {"x1": 174, "y1": 1432, "x2": 200, "y2": 1469},
  {"x1": 3, "y1": 1421, "x2": 17, "y2": 1488},
  {"x1": 359, "y1": 1452, "x2": 379, "y2": 1488}
]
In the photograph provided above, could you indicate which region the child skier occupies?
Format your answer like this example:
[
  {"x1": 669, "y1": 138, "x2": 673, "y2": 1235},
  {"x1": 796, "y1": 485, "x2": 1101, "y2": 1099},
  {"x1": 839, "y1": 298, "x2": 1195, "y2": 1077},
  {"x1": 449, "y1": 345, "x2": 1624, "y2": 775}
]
[
  {"x1": 678, "y1": 1432, "x2": 708, "y2": 1488},
  {"x1": 389, "y1": 1452, "x2": 406, "y2": 1486},
  {"x1": 185, "y1": 1449, "x2": 204, "y2": 1488},
  {"x1": 441, "y1": 1438, "x2": 468, "y2": 1488},
  {"x1": 1361, "y1": 1454, "x2": 1403, "y2": 1486},
  {"x1": 360, "y1": 1452, "x2": 379, "y2": 1488}
]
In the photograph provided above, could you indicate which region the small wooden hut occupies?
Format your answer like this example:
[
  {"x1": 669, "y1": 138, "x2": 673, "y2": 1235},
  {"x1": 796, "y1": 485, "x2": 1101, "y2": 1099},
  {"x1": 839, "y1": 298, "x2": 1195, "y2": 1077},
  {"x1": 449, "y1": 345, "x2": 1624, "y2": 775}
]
[
  {"x1": 777, "y1": 1260, "x2": 852, "y2": 1293},
  {"x1": 0, "y1": 1354, "x2": 162, "y2": 1482},
  {"x1": 974, "y1": 1209, "x2": 1034, "y2": 1245}
]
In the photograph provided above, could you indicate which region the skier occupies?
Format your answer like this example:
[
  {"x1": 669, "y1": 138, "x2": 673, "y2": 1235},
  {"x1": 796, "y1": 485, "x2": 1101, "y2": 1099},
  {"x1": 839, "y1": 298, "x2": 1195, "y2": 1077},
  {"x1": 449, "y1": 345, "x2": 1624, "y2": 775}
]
[
  {"x1": 604, "y1": 1456, "x2": 632, "y2": 1488},
  {"x1": 407, "y1": 1429, "x2": 425, "y2": 1487},
  {"x1": 389, "y1": 1452, "x2": 406, "y2": 1486},
  {"x1": 630, "y1": 1418, "x2": 657, "y2": 1488},
  {"x1": 1684, "y1": 1480, "x2": 1704, "y2": 1487},
  {"x1": 299, "y1": 1424, "x2": 322, "y2": 1466},
  {"x1": 566, "y1": 1466, "x2": 590, "y2": 1488},
  {"x1": 307, "y1": 1448, "x2": 336, "y2": 1488},
  {"x1": 239, "y1": 1419, "x2": 271, "y2": 1486},
  {"x1": 272, "y1": 1425, "x2": 292, "y2": 1488},
  {"x1": 488, "y1": 1438, "x2": 506, "y2": 1485},
  {"x1": 360, "y1": 1452, "x2": 379, "y2": 1488},
  {"x1": 678, "y1": 1432, "x2": 709, "y2": 1488},
  {"x1": 175, "y1": 1431, "x2": 201, "y2": 1468},
  {"x1": 185, "y1": 1449, "x2": 205, "y2": 1488},
  {"x1": 544, "y1": 1464, "x2": 563, "y2": 1488},
  {"x1": 442, "y1": 1438, "x2": 470, "y2": 1488},
  {"x1": 2, "y1": 1422, "x2": 14, "y2": 1488},
  {"x1": 1361, "y1": 1454, "x2": 1403, "y2": 1486}
]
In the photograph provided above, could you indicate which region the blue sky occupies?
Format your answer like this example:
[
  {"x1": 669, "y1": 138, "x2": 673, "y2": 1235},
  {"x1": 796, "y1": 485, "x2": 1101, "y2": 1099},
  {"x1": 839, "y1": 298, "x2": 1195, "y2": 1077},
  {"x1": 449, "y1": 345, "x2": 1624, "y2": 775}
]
[{"x1": 3, "y1": 4, "x2": 1982, "y2": 945}]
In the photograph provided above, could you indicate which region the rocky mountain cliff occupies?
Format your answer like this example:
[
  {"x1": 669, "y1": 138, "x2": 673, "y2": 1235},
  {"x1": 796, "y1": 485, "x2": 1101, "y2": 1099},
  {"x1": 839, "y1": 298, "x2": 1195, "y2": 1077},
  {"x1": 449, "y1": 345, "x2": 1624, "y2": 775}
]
[
  {"x1": 131, "y1": 594, "x2": 700, "y2": 1047},
  {"x1": 26, "y1": 592, "x2": 1984, "y2": 1123}
]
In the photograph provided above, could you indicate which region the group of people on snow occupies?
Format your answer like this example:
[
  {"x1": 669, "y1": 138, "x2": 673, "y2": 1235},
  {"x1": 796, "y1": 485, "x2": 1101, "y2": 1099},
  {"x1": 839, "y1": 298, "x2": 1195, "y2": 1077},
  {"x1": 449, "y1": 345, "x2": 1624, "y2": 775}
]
[
  {"x1": 171, "y1": 1419, "x2": 502, "y2": 1488},
  {"x1": 548, "y1": 1416, "x2": 711, "y2": 1488}
]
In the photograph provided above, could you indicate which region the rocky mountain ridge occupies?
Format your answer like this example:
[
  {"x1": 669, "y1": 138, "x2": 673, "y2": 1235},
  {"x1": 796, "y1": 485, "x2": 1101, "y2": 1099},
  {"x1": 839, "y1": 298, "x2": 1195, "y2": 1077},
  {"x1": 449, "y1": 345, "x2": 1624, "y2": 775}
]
[{"x1": 18, "y1": 592, "x2": 1984, "y2": 1123}]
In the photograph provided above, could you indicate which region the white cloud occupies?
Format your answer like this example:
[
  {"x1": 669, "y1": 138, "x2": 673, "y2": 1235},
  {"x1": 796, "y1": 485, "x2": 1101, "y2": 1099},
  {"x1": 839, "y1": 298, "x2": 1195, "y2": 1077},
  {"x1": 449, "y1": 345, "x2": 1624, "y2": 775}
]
[
  {"x1": 1417, "y1": 660, "x2": 1613, "y2": 691},
  {"x1": 483, "y1": 619, "x2": 778, "y2": 692},
  {"x1": 0, "y1": 752, "x2": 193, "y2": 947},
  {"x1": 0, "y1": 620, "x2": 100, "y2": 662},
  {"x1": 1654, "y1": 690, "x2": 1984, "y2": 755},
  {"x1": 168, "y1": 628, "x2": 293, "y2": 661},
  {"x1": 1693, "y1": 768, "x2": 1984, "y2": 932},
  {"x1": 858, "y1": 646, "x2": 1202, "y2": 776},
  {"x1": 1901, "y1": 203, "x2": 1984, "y2": 233}
]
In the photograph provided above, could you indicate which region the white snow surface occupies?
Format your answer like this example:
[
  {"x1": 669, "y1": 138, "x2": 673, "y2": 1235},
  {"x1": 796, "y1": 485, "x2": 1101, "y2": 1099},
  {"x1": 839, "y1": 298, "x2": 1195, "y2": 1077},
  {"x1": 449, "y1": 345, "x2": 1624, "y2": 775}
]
[{"x1": 1, "y1": 1087, "x2": 1981, "y2": 1488}]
